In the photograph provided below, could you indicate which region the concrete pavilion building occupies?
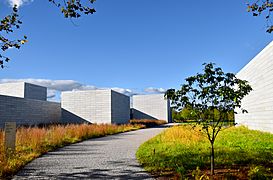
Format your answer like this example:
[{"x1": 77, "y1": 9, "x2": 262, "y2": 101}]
[
  {"x1": 0, "y1": 82, "x2": 47, "y2": 101},
  {"x1": 131, "y1": 94, "x2": 172, "y2": 123},
  {"x1": 235, "y1": 41, "x2": 273, "y2": 133},
  {"x1": 0, "y1": 82, "x2": 173, "y2": 128},
  {"x1": 0, "y1": 82, "x2": 61, "y2": 128},
  {"x1": 61, "y1": 89, "x2": 130, "y2": 124}
]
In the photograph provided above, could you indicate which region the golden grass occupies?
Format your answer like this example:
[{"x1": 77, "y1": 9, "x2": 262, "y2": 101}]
[
  {"x1": 159, "y1": 125, "x2": 206, "y2": 145},
  {"x1": 137, "y1": 125, "x2": 273, "y2": 179},
  {"x1": 0, "y1": 123, "x2": 144, "y2": 178}
]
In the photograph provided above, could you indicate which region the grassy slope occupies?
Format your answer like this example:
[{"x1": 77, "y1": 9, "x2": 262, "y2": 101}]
[{"x1": 136, "y1": 125, "x2": 273, "y2": 178}]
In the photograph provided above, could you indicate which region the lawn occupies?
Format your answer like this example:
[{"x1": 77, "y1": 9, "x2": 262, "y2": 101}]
[
  {"x1": 137, "y1": 125, "x2": 273, "y2": 179},
  {"x1": 0, "y1": 123, "x2": 144, "y2": 178}
]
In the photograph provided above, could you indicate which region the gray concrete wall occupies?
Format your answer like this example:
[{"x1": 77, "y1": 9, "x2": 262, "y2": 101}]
[
  {"x1": 111, "y1": 90, "x2": 130, "y2": 124},
  {"x1": 24, "y1": 83, "x2": 47, "y2": 101},
  {"x1": 235, "y1": 41, "x2": 273, "y2": 133},
  {"x1": 61, "y1": 90, "x2": 112, "y2": 124},
  {"x1": 0, "y1": 95, "x2": 61, "y2": 128},
  {"x1": 0, "y1": 82, "x2": 47, "y2": 101},
  {"x1": 132, "y1": 94, "x2": 172, "y2": 122}
]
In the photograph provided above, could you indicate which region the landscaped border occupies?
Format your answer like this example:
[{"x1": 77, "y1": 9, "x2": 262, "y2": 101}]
[
  {"x1": 137, "y1": 125, "x2": 273, "y2": 179},
  {"x1": 0, "y1": 123, "x2": 144, "y2": 178}
]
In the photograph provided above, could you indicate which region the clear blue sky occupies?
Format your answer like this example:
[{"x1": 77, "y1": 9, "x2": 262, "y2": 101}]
[{"x1": 0, "y1": 0, "x2": 272, "y2": 97}]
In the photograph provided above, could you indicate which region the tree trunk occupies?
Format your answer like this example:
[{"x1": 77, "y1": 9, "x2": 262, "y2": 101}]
[{"x1": 210, "y1": 142, "x2": 215, "y2": 176}]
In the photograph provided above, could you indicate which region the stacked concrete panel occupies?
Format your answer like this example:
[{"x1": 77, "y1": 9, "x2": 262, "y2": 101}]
[
  {"x1": 61, "y1": 89, "x2": 130, "y2": 124},
  {"x1": 24, "y1": 83, "x2": 47, "y2": 101},
  {"x1": 131, "y1": 94, "x2": 172, "y2": 123},
  {"x1": 0, "y1": 82, "x2": 47, "y2": 101},
  {"x1": 0, "y1": 82, "x2": 25, "y2": 98},
  {"x1": 0, "y1": 95, "x2": 61, "y2": 128},
  {"x1": 0, "y1": 82, "x2": 62, "y2": 128},
  {"x1": 111, "y1": 90, "x2": 130, "y2": 124},
  {"x1": 235, "y1": 41, "x2": 273, "y2": 133}
]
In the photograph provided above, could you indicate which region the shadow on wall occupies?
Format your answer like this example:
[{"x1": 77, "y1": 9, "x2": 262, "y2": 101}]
[
  {"x1": 130, "y1": 108, "x2": 157, "y2": 120},
  {"x1": 61, "y1": 109, "x2": 90, "y2": 124}
]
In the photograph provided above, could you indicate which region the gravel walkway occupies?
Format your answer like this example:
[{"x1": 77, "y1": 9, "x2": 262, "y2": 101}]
[{"x1": 13, "y1": 125, "x2": 170, "y2": 180}]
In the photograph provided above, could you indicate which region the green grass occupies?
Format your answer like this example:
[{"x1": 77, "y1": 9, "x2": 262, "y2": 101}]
[{"x1": 136, "y1": 125, "x2": 273, "y2": 178}]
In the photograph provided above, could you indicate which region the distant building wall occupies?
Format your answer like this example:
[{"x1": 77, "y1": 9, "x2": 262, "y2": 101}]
[
  {"x1": 111, "y1": 90, "x2": 130, "y2": 124},
  {"x1": 0, "y1": 82, "x2": 47, "y2": 101},
  {"x1": 235, "y1": 41, "x2": 273, "y2": 133},
  {"x1": 132, "y1": 94, "x2": 172, "y2": 123},
  {"x1": 24, "y1": 83, "x2": 47, "y2": 101},
  {"x1": 61, "y1": 90, "x2": 111, "y2": 124},
  {"x1": 0, "y1": 82, "x2": 25, "y2": 98},
  {"x1": 131, "y1": 108, "x2": 157, "y2": 120},
  {"x1": 62, "y1": 89, "x2": 129, "y2": 124},
  {"x1": 0, "y1": 95, "x2": 61, "y2": 128}
]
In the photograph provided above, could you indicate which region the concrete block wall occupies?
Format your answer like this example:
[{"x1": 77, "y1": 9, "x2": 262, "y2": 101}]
[
  {"x1": 0, "y1": 82, "x2": 25, "y2": 98},
  {"x1": 235, "y1": 41, "x2": 273, "y2": 133},
  {"x1": 111, "y1": 90, "x2": 130, "y2": 124},
  {"x1": 132, "y1": 94, "x2": 172, "y2": 122},
  {"x1": 62, "y1": 90, "x2": 111, "y2": 124},
  {"x1": 24, "y1": 83, "x2": 47, "y2": 101},
  {"x1": 0, "y1": 81, "x2": 171, "y2": 126},
  {"x1": 0, "y1": 95, "x2": 61, "y2": 128},
  {"x1": 0, "y1": 82, "x2": 47, "y2": 101},
  {"x1": 61, "y1": 89, "x2": 130, "y2": 124}
]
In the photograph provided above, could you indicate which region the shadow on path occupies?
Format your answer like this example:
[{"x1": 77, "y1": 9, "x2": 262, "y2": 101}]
[{"x1": 13, "y1": 125, "x2": 174, "y2": 180}]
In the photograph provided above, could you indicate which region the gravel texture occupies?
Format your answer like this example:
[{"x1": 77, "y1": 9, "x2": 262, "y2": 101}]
[{"x1": 13, "y1": 125, "x2": 170, "y2": 180}]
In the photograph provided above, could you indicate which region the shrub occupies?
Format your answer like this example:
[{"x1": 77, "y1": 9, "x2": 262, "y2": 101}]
[
  {"x1": 248, "y1": 165, "x2": 269, "y2": 180},
  {"x1": 130, "y1": 119, "x2": 166, "y2": 127}
]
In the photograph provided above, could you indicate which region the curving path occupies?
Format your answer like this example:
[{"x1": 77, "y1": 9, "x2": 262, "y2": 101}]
[{"x1": 13, "y1": 125, "x2": 171, "y2": 180}]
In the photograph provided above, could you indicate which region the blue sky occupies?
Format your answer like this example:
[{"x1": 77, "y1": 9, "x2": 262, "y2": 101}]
[{"x1": 0, "y1": 0, "x2": 272, "y2": 100}]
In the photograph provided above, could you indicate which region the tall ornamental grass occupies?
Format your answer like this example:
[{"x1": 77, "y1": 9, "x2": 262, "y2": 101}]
[{"x1": 0, "y1": 123, "x2": 143, "y2": 178}]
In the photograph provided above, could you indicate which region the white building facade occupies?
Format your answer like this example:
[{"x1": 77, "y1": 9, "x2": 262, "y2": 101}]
[
  {"x1": 0, "y1": 82, "x2": 47, "y2": 101},
  {"x1": 131, "y1": 94, "x2": 172, "y2": 123},
  {"x1": 61, "y1": 89, "x2": 130, "y2": 124},
  {"x1": 235, "y1": 41, "x2": 273, "y2": 133},
  {"x1": 0, "y1": 82, "x2": 61, "y2": 128}
]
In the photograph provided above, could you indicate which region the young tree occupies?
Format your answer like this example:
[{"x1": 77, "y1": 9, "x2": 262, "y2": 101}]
[
  {"x1": 165, "y1": 63, "x2": 252, "y2": 176},
  {"x1": 0, "y1": 0, "x2": 96, "y2": 68}
]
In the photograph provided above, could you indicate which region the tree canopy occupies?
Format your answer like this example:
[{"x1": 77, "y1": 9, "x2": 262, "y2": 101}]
[
  {"x1": 0, "y1": 0, "x2": 96, "y2": 68},
  {"x1": 0, "y1": 0, "x2": 272, "y2": 68},
  {"x1": 247, "y1": 0, "x2": 273, "y2": 33},
  {"x1": 48, "y1": 0, "x2": 96, "y2": 18},
  {"x1": 0, "y1": 6, "x2": 27, "y2": 68}
]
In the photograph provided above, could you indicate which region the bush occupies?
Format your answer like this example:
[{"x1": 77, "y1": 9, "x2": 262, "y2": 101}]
[
  {"x1": 130, "y1": 119, "x2": 167, "y2": 128},
  {"x1": 172, "y1": 108, "x2": 235, "y2": 123},
  {"x1": 248, "y1": 165, "x2": 269, "y2": 180}
]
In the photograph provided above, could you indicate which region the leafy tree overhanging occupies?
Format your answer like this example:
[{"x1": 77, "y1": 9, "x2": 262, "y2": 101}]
[
  {"x1": 0, "y1": 0, "x2": 272, "y2": 68},
  {"x1": 0, "y1": 6, "x2": 27, "y2": 68},
  {"x1": 247, "y1": 0, "x2": 273, "y2": 33},
  {"x1": 0, "y1": 0, "x2": 96, "y2": 68}
]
